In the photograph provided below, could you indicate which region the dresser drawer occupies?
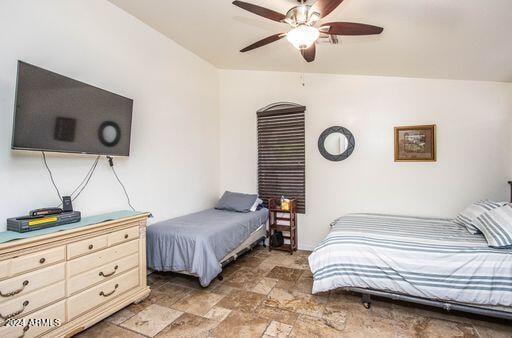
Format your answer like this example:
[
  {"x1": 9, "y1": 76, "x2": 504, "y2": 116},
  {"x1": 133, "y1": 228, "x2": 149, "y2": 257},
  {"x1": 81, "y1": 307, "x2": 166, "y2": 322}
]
[
  {"x1": 108, "y1": 226, "x2": 139, "y2": 247},
  {"x1": 68, "y1": 253, "x2": 139, "y2": 295},
  {"x1": 0, "y1": 263, "x2": 65, "y2": 304},
  {"x1": 68, "y1": 268, "x2": 139, "y2": 320},
  {"x1": 0, "y1": 281, "x2": 65, "y2": 325},
  {"x1": 0, "y1": 260, "x2": 10, "y2": 280},
  {"x1": 0, "y1": 300, "x2": 66, "y2": 338},
  {"x1": 67, "y1": 239, "x2": 139, "y2": 277},
  {"x1": 10, "y1": 246, "x2": 65, "y2": 277},
  {"x1": 67, "y1": 235, "x2": 108, "y2": 259}
]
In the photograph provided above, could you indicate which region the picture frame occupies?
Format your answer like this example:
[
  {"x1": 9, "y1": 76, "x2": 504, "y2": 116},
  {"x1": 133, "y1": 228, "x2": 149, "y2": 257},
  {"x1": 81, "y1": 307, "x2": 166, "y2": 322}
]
[{"x1": 394, "y1": 125, "x2": 436, "y2": 162}]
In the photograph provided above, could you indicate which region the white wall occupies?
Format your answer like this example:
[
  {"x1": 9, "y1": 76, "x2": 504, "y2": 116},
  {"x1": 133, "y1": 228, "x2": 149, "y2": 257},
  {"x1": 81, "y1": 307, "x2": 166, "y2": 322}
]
[
  {"x1": 0, "y1": 0, "x2": 220, "y2": 231},
  {"x1": 219, "y1": 70, "x2": 512, "y2": 249}
]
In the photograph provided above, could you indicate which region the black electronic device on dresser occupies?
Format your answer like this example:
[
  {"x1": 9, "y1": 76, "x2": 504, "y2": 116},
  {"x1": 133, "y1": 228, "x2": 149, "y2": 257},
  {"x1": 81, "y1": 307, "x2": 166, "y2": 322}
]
[
  {"x1": 7, "y1": 196, "x2": 81, "y2": 233},
  {"x1": 7, "y1": 211, "x2": 81, "y2": 233}
]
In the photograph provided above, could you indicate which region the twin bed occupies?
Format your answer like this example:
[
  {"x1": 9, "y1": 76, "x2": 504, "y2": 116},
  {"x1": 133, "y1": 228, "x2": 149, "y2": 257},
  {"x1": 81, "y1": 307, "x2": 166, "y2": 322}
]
[
  {"x1": 147, "y1": 207, "x2": 268, "y2": 286},
  {"x1": 309, "y1": 213, "x2": 512, "y2": 319}
]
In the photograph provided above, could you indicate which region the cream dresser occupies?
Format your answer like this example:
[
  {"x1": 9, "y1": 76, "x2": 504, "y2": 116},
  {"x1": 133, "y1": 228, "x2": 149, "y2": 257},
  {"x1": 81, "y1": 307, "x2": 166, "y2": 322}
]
[{"x1": 0, "y1": 212, "x2": 150, "y2": 337}]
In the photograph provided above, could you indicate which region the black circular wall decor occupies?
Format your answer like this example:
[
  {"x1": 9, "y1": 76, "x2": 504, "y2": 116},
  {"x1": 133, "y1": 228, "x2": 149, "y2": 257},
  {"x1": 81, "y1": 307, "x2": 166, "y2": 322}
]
[
  {"x1": 98, "y1": 121, "x2": 121, "y2": 147},
  {"x1": 318, "y1": 126, "x2": 355, "y2": 161}
]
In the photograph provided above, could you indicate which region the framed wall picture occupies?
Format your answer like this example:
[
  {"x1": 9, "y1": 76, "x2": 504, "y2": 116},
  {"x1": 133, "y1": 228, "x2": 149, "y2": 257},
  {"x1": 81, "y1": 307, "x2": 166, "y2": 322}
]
[{"x1": 394, "y1": 125, "x2": 436, "y2": 162}]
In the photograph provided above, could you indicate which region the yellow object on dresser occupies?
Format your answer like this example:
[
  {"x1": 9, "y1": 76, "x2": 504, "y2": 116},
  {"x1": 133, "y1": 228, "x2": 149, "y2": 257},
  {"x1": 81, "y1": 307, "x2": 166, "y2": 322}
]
[{"x1": 0, "y1": 212, "x2": 151, "y2": 337}]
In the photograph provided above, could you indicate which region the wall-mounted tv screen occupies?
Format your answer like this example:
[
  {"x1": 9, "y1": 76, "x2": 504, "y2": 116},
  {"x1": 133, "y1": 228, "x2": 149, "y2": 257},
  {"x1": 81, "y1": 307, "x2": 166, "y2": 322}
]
[{"x1": 12, "y1": 61, "x2": 133, "y2": 156}]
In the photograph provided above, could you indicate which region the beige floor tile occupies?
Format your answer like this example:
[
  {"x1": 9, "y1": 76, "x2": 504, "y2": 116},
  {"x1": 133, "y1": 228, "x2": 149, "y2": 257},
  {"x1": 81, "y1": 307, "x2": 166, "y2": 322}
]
[
  {"x1": 275, "y1": 274, "x2": 313, "y2": 295},
  {"x1": 253, "y1": 277, "x2": 279, "y2": 295},
  {"x1": 258, "y1": 262, "x2": 278, "y2": 273},
  {"x1": 210, "y1": 283, "x2": 239, "y2": 295},
  {"x1": 164, "y1": 273, "x2": 203, "y2": 289},
  {"x1": 224, "y1": 267, "x2": 268, "y2": 290},
  {"x1": 407, "y1": 317, "x2": 480, "y2": 338},
  {"x1": 105, "y1": 308, "x2": 137, "y2": 325},
  {"x1": 255, "y1": 305, "x2": 299, "y2": 326},
  {"x1": 155, "y1": 312, "x2": 218, "y2": 338},
  {"x1": 266, "y1": 266, "x2": 303, "y2": 282},
  {"x1": 216, "y1": 289, "x2": 266, "y2": 312},
  {"x1": 204, "y1": 306, "x2": 232, "y2": 322},
  {"x1": 263, "y1": 254, "x2": 310, "y2": 270},
  {"x1": 265, "y1": 287, "x2": 326, "y2": 318},
  {"x1": 121, "y1": 304, "x2": 183, "y2": 337},
  {"x1": 236, "y1": 254, "x2": 265, "y2": 268},
  {"x1": 322, "y1": 303, "x2": 348, "y2": 331},
  {"x1": 172, "y1": 290, "x2": 224, "y2": 316},
  {"x1": 472, "y1": 321, "x2": 512, "y2": 338},
  {"x1": 75, "y1": 321, "x2": 145, "y2": 338},
  {"x1": 264, "y1": 320, "x2": 293, "y2": 337},
  {"x1": 211, "y1": 311, "x2": 270, "y2": 338},
  {"x1": 289, "y1": 314, "x2": 344, "y2": 338},
  {"x1": 127, "y1": 286, "x2": 192, "y2": 314}
]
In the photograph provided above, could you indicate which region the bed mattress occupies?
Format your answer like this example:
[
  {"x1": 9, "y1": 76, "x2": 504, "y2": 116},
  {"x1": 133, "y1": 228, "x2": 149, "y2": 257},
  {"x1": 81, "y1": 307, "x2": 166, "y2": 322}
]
[
  {"x1": 309, "y1": 213, "x2": 512, "y2": 307},
  {"x1": 147, "y1": 208, "x2": 268, "y2": 286}
]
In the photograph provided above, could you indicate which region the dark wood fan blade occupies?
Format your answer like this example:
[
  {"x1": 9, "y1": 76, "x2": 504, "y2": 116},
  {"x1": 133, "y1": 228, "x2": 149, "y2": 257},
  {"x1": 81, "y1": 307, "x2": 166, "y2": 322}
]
[
  {"x1": 232, "y1": 1, "x2": 286, "y2": 22},
  {"x1": 311, "y1": 0, "x2": 345, "y2": 18},
  {"x1": 321, "y1": 22, "x2": 384, "y2": 35},
  {"x1": 240, "y1": 33, "x2": 285, "y2": 52},
  {"x1": 301, "y1": 44, "x2": 316, "y2": 63}
]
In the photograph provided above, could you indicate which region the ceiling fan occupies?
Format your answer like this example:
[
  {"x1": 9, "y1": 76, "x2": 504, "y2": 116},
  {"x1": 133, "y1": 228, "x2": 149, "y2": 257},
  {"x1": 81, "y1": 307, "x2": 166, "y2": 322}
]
[{"x1": 232, "y1": 0, "x2": 383, "y2": 63}]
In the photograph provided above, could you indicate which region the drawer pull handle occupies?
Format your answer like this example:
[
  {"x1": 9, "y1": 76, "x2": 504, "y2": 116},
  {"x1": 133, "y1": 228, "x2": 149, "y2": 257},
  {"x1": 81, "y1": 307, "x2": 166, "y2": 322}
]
[
  {"x1": 100, "y1": 284, "x2": 119, "y2": 297},
  {"x1": 39, "y1": 258, "x2": 46, "y2": 264},
  {"x1": 124, "y1": 234, "x2": 129, "y2": 239},
  {"x1": 0, "y1": 300, "x2": 29, "y2": 326},
  {"x1": 99, "y1": 265, "x2": 119, "y2": 278},
  {"x1": 0, "y1": 280, "x2": 29, "y2": 298},
  {"x1": 17, "y1": 325, "x2": 30, "y2": 338},
  {"x1": 88, "y1": 244, "x2": 94, "y2": 250}
]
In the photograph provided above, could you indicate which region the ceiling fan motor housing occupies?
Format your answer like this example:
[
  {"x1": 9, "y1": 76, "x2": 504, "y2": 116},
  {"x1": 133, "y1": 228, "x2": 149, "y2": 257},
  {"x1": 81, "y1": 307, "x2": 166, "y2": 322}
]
[{"x1": 284, "y1": 5, "x2": 320, "y2": 27}]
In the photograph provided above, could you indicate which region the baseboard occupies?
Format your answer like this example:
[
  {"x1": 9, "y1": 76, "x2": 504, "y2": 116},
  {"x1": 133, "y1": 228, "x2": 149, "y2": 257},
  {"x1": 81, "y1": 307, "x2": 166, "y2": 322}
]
[{"x1": 298, "y1": 242, "x2": 316, "y2": 251}]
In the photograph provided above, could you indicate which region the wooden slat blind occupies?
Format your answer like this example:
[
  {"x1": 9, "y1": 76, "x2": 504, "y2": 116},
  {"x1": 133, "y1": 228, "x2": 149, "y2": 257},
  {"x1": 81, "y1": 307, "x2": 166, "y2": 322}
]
[{"x1": 257, "y1": 103, "x2": 306, "y2": 213}]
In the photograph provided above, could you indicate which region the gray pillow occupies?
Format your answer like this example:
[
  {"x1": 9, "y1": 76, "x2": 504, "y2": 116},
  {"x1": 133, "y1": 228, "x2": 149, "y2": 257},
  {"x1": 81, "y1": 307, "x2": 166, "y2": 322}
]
[{"x1": 215, "y1": 191, "x2": 258, "y2": 213}]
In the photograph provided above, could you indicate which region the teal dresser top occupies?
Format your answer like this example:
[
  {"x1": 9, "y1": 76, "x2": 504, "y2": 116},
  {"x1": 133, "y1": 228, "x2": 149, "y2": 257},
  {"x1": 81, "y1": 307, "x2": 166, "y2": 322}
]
[{"x1": 0, "y1": 210, "x2": 147, "y2": 244}]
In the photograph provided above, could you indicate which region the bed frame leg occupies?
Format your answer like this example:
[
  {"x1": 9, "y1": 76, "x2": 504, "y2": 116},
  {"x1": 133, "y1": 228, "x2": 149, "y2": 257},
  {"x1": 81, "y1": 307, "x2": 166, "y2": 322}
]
[
  {"x1": 362, "y1": 293, "x2": 372, "y2": 309},
  {"x1": 261, "y1": 238, "x2": 266, "y2": 248},
  {"x1": 217, "y1": 275, "x2": 224, "y2": 281}
]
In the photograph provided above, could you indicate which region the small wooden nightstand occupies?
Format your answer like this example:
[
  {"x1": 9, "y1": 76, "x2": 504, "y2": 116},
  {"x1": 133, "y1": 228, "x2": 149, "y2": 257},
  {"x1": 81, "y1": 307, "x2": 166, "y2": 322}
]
[{"x1": 268, "y1": 198, "x2": 297, "y2": 255}]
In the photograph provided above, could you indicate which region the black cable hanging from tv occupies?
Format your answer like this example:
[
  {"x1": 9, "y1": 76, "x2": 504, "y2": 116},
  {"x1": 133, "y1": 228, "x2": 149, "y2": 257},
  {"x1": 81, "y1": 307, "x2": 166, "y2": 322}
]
[
  {"x1": 41, "y1": 151, "x2": 63, "y2": 203},
  {"x1": 42, "y1": 152, "x2": 101, "y2": 206},
  {"x1": 107, "y1": 156, "x2": 136, "y2": 212},
  {"x1": 71, "y1": 155, "x2": 101, "y2": 202}
]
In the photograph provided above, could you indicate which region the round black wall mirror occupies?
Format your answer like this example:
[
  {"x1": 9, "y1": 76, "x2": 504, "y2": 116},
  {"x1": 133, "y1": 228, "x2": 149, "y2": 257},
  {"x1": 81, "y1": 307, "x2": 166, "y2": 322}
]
[{"x1": 318, "y1": 126, "x2": 355, "y2": 161}]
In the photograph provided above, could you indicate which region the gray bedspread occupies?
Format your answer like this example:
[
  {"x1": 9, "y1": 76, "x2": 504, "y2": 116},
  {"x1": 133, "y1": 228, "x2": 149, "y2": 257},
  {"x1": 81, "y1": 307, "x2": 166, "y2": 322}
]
[{"x1": 147, "y1": 208, "x2": 268, "y2": 286}]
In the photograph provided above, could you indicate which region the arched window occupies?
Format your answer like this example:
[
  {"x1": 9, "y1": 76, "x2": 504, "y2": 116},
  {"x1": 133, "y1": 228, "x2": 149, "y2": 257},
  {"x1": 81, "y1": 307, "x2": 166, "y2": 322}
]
[{"x1": 257, "y1": 102, "x2": 306, "y2": 214}]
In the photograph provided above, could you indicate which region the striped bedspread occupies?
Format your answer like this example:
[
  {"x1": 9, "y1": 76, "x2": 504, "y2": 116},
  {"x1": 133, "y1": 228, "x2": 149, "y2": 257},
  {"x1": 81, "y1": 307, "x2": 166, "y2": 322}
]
[{"x1": 308, "y1": 214, "x2": 512, "y2": 307}]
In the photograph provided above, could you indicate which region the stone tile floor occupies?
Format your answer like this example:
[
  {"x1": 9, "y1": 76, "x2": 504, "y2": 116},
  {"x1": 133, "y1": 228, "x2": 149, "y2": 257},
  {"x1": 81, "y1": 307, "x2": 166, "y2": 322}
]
[{"x1": 77, "y1": 247, "x2": 512, "y2": 337}]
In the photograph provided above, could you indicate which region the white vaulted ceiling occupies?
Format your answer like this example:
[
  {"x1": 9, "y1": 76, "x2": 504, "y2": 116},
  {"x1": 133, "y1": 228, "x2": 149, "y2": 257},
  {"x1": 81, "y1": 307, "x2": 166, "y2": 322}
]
[{"x1": 108, "y1": 0, "x2": 512, "y2": 82}]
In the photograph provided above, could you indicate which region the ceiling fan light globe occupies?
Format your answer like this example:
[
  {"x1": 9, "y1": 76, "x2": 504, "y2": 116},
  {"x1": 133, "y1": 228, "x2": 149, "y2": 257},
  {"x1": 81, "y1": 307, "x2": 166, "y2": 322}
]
[{"x1": 286, "y1": 25, "x2": 320, "y2": 50}]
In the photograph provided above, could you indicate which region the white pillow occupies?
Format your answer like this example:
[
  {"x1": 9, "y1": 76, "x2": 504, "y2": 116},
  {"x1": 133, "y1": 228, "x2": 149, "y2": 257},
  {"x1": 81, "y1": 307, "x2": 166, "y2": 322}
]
[
  {"x1": 453, "y1": 200, "x2": 507, "y2": 234},
  {"x1": 250, "y1": 198, "x2": 263, "y2": 212},
  {"x1": 474, "y1": 204, "x2": 512, "y2": 248}
]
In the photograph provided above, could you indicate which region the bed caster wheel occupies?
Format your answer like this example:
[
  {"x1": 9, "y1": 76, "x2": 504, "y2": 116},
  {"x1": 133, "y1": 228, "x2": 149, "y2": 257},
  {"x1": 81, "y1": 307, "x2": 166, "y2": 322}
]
[
  {"x1": 217, "y1": 276, "x2": 224, "y2": 281},
  {"x1": 362, "y1": 294, "x2": 371, "y2": 309}
]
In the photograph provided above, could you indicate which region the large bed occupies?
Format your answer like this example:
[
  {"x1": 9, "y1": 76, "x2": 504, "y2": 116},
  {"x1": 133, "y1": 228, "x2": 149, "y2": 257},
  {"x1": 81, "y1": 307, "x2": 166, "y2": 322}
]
[
  {"x1": 308, "y1": 213, "x2": 512, "y2": 319},
  {"x1": 147, "y1": 208, "x2": 268, "y2": 287}
]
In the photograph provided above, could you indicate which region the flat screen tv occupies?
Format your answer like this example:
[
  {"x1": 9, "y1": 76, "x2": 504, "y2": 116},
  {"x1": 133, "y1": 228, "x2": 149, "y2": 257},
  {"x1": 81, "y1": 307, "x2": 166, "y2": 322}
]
[{"x1": 12, "y1": 61, "x2": 133, "y2": 156}]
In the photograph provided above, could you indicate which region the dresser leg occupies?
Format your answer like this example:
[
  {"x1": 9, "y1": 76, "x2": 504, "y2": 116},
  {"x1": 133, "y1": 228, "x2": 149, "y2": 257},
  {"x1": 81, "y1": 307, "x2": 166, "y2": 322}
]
[{"x1": 133, "y1": 292, "x2": 150, "y2": 304}]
